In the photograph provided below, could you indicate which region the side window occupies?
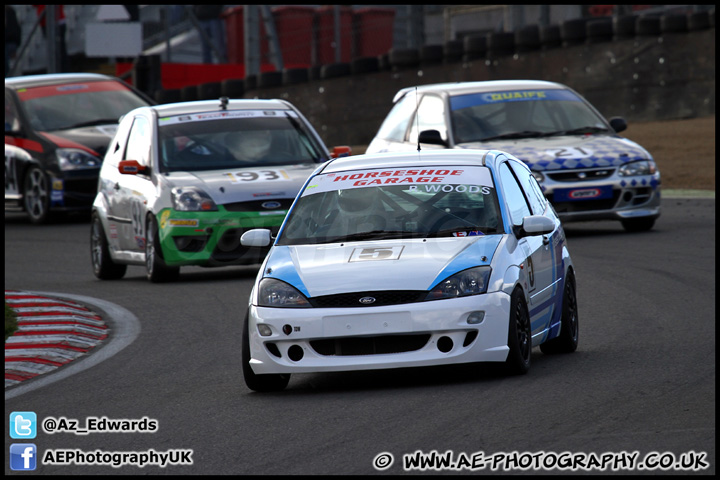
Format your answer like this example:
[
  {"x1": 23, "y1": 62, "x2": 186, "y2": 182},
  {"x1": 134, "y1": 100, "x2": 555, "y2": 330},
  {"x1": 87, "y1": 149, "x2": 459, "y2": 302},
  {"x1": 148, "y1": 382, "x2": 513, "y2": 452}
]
[
  {"x1": 498, "y1": 162, "x2": 531, "y2": 226},
  {"x1": 509, "y1": 160, "x2": 546, "y2": 215},
  {"x1": 375, "y1": 93, "x2": 417, "y2": 142},
  {"x1": 408, "y1": 94, "x2": 447, "y2": 145},
  {"x1": 124, "y1": 116, "x2": 151, "y2": 166}
]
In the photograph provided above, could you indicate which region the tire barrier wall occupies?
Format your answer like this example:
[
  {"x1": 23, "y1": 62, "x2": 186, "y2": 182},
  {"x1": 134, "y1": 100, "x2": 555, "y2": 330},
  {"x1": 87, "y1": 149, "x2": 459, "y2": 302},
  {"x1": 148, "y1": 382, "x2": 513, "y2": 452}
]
[{"x1": 153, "y1": 12, "x2": 714, "y2": 148}]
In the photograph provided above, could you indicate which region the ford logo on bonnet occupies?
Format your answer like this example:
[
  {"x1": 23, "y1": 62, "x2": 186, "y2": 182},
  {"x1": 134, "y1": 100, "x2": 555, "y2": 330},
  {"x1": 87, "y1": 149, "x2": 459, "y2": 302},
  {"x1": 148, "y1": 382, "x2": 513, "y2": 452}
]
[
  {"x1": 261, "y1": 201, "x2": 282, "y2": 209},
  {"x1": 359, "y1": 297, "x2": 376, "y2": 305}
]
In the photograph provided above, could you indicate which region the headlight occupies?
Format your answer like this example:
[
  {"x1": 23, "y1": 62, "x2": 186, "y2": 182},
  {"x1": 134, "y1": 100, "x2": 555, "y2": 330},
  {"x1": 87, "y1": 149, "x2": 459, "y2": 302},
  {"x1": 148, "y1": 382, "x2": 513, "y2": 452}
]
[
  {"x1": 426, "y1": 266, "x2": 492, "y2": 301},
  {"x1": 258, "y1": 278, "x2": 311, "y2": 308},
  {"x1": 56, "y1": 148, "x2": 101, "y2": 170},
  {"x1": 531, "y1": 170, "x2": 544, "y2": 183},
  {"x1": 171, "y1": 186, "x2": 218, "y2": 211},
  {"x1": 618, "y1": 160, "x2": 657, "y2": 176}
]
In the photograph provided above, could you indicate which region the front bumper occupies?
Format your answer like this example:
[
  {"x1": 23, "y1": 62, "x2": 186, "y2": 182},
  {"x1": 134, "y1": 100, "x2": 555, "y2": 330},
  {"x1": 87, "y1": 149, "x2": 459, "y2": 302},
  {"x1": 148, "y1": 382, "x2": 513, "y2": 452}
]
[
  {"x1": 539, "y1": 170, "x2": 661, "y2": 223},
  {"x1": 246, "y1": 291, "x2": 512, "y2": 375},
  {"x1": 157, "y1": 207, "x2": 287, "y2": 266}
]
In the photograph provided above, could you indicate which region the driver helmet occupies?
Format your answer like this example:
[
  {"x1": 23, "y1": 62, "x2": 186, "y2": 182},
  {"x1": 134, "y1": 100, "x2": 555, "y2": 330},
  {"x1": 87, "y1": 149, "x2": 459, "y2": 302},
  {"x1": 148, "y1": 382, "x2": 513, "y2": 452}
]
[
  {"x1": 337, "y1": 187, "x2": 376, "y2": 214},
  {"x1": 230, "y1": 129, "x2": 272, "y2": 160}
]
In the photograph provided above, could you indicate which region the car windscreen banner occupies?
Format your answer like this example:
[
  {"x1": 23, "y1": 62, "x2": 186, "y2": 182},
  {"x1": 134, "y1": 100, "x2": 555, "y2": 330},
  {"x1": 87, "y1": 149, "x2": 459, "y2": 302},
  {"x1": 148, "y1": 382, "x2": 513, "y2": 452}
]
[
  {"x1": 16, "y1": 81, "x2": 132, "y2": 100},
  {"x1": 450, "y1": 89, "x2": 582, "y2": 110},
  {"x1": 158, "y1": 110, "x2": 298, "y2": 127},
  {"x1": 302, "y1": 166, "x2": 494, "y2": 196}
]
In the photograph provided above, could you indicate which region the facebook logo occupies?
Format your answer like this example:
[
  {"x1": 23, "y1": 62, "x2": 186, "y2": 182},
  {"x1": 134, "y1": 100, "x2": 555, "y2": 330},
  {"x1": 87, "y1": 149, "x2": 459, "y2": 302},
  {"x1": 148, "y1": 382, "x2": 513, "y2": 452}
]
[
  {"x1": 10, "y1": 411, "x2": 37, "y2": 439},
  {"x1": 10, "y1": 444, "x2": 37, "y2": 471}
]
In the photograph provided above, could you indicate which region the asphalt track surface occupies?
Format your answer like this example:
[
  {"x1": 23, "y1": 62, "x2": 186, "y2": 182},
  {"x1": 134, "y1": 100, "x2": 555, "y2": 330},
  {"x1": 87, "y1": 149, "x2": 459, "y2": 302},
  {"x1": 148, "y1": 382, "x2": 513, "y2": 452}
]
[{"x1": 4, "y1": 195, "x2": 715, "y2": 475}]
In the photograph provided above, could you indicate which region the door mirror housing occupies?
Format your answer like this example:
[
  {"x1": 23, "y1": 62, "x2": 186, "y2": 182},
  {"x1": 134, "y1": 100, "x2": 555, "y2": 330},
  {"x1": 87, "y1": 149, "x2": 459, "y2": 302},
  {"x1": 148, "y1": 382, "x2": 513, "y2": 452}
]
[
  {"x1": 331, "y1": 146, "x2": 352, "y2": 158},
  {"x1": 418, "y1": 129, "x2": 448, "y2": 147},
  {"x1": 608, "y1": 117, "x2": 627, "y2": 133},
  {"x1": 240, "y1": 229, "x2": 273, "y2": 248},
  {"x1": 118, "y1": 160, "x2": 148, "y2": 175},
  {"x1": 516, "y1": 215, "x2": 555, "y2": 238}
]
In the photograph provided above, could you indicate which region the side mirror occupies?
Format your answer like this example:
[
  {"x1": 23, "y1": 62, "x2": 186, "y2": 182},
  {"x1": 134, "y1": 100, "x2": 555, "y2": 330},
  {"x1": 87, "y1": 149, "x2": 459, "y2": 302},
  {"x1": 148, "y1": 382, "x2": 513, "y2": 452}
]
[
  {"x1": 118, "y1": 160, "x2": 148, "y2": 175},
  {"x1": 608, "y1": 117, "x2": 627, "y2": 133},
  {"x1": 240, "y1": 228, "x2": 272, "y2": 248},
  {"x1": 517, "y1": 215, "x2": 555, "y2": 238},
  {"x1": 418, "y1": 129, "x2": 448, "y2": 147},
  {"x1": 331, "y1": 146, "x2": 352, "y2": 158}
]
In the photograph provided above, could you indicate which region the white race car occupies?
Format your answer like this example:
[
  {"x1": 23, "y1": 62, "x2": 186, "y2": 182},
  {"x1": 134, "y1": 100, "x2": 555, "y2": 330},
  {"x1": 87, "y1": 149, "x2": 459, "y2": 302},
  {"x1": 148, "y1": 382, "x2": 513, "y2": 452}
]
[
  {"x1": 366, "y1": 80, "x2": 661, "y2": 232},
  {"x1": 240, "y1": 149, "x2": 579, "y2": 391},
  {"x1": 90, "y1": 98, "x2": 350, "y2": 282}
]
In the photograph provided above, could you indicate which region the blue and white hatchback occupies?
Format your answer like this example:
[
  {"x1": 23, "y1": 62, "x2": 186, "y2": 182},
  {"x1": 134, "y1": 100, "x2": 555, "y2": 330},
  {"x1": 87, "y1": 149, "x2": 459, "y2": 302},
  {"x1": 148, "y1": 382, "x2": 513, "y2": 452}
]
[
  {"x1": 240, "y1": 150, "x2": 579, "y2": 391},
  {"x1": 366, "y1": 80, "x2": 661, "y2": 232}
]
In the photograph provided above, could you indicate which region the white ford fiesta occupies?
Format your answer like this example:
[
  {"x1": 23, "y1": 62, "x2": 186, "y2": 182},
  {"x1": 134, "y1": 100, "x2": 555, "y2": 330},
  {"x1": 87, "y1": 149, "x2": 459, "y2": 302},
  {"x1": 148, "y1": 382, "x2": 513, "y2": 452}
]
[{"x1": 240, "y1": 149, "x2": 579, "y2": 391}]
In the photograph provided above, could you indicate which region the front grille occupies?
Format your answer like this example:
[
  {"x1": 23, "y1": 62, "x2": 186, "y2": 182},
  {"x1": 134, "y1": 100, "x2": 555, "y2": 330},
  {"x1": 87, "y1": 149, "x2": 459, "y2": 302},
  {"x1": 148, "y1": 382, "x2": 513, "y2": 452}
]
[
  {"x1": 310, "y1": 334, "x2": 431, "y2": 356},
  {"x1": 546, "y1": 168, "x2": 615, "y2": 182},
  {"x1": 308, "y1": 290, "x2": 428, "y2": 308},
  {"x1": 548, "y1": 190, "x2": 621, "y2": 213},
  {"x1": 223, "y1": 198, "x2": 294, "y2": 212}
]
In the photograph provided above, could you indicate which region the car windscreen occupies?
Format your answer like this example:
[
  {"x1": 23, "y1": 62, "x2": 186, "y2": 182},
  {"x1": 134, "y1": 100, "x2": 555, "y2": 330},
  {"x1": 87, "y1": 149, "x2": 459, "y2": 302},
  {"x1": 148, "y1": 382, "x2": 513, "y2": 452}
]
[
  {"x1": 157, "y1": 110, "x2": 328, "y2": 173},
  {"x1": 449, "y1": 88, "x2": 611, "y2": 143},
  {"x1": 17, "y1": 81, "x2": 148, "y2": 132},
  {"x1": 277, "y1": 165, "x2": 503, "y2": 245}
]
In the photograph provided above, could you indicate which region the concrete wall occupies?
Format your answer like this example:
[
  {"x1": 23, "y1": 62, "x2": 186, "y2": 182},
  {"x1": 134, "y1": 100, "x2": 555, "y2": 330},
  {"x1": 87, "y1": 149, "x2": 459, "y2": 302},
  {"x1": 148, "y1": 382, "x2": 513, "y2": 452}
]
[{"x1": 242, "y1": 28, "x2": 715, "y2": 149}]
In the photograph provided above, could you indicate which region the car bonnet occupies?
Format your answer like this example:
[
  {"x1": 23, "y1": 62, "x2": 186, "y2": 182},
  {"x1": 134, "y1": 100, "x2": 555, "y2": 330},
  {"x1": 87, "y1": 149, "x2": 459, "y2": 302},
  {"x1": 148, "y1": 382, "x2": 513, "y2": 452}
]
[
  {"x1": 260, "y1": 235, "x2": 502, "y2": 298},
  {"x1": 164, "y1": 163, "x2": 319, "y2": 204},
  {"x1": 459, "y1": 135, "x2": 651, "y2": 171}
]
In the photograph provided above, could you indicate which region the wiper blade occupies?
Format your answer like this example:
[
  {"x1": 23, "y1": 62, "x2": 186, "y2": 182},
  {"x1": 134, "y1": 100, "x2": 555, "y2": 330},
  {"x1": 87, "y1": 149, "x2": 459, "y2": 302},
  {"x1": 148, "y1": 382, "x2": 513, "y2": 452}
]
[
  {"x1": 427, "y1": 227, "x2": 497, "y2": 237},
  {"x1": 327, "y1": 230, "x2": 421, "y2": 243},
  {"x1": 478, "y1": 131, "x2": 550, "y2": 141},
  {"x1": 548, "y1": 126, "x2": 610, "y2": 136}
]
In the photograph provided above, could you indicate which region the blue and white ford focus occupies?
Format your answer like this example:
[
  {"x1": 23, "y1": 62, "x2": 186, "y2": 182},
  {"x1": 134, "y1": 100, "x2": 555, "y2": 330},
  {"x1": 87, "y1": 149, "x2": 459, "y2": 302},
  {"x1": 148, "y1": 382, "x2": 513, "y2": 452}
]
[
  {"x1": 240, "y1": 150, "x2": 578, "y2": 391},
  {"x1": 366, "y1": 80, "x2": 661, "y2": 232}
]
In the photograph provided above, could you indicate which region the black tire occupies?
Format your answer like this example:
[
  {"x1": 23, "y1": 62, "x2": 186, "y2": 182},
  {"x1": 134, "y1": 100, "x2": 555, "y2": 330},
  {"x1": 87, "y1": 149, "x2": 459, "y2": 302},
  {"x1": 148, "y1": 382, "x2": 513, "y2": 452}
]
[
  {"x1": 420, "y1": 44, "x2": 443, "y2": 64},
  {"x1": 613, "y1": 15, "x2": 636, "y2": 38},
  {"x1": 636, "y1": 16, "x2": 661, "y2": 36},
  {"x1": 688, "y1": 11, "x2": 710, "y2": 31},
  {"x1": 222, "y1": 78, "x2": 244, "y2": 98},
  {"x1": 621, "y1": 217, "x2": 656, "y2": 232},
  {"x1": 350, "y1": 56, "x2": 379, "y2": 74},
  {"x1": 443, "y1": 40, "x2": 463, "y2": 62},
  {"x1": 198, "y1": 81, "x2": 222, "y2": 100},
  {"x1": 486, "y1": 32, "x2": 515, "y2": 57},
  {"x1": 320, "y1": 62, "x2": 351, "y2": 79},
  {"x1": 388, "y1": 48, "x2": 420, "y2": 68},
  {"x1": 561, "y1": 18, "x2": 588, "y2": 45},
  {"x1": 181, "y1": 85, "x2": 198, "y2": 102},
  {"x1": 154, "y1": 88, "x2": 181, "y2": 104},
  {"x1": 540, "y1": 271, "x2": 578, "y2": 354},
  {"x1": 258, "y1": 71, "x2": 282, "y2": 88},
  {"x1": 660, "y1": 14, "x2": 688, "y2": 33},
  {"x1": 515, "y1": 24, "x2": 540, "y2": 52},
  {"x1": 463, "y1": 34, "x2": 487, "y2": 55},
  {"x1": 283, "y1": 67, "x2": 309, "y2": 85},
  {"x1": 242, "y1": 312, "x2": 290, "y2": 392},
  {"x1": 23, "y1": 166, "x2": 52, "y2": 224},
  {"x1": 540, "y1": 24, "x2": 562, "y2": 48},
  {"x1": 90, "y1": 213, "x2": 127, "y2": 280},
  {"x1": 505, "y1": 288, "x2": 532, "y2": 375},
  {"x1": 145, "y1": 215, "x2": 180, "y2": 283},
  {"x1": 586, "y1": 18, "x2": 613, "y2": 43}
]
